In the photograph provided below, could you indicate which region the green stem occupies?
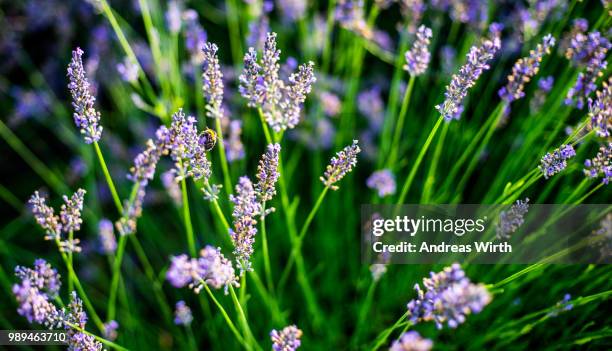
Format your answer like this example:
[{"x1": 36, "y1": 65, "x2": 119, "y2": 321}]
[
  {"x1": 65, "y1": 322, "x2": 129, "y2": 351},
  {"x1": 225, "y1": 0, "x2": 243, "y2": 65},
  {"x1": 181, "y1": 177, "x2": 197, "y2": 257},
  {"x1": 386, "y1": 75, "x2": 416, "y2": 167},
  {"x1": 260, "y1": 202, "x2": 274, "y2": 293},
  {"x1": 107, "y1": 235, "x2": 127, "y2": 321},
  {"x1": 230, "y1": 285, "x2": 262, "y2": 351},
  {"x1": 370, "y1": 312, "x2": 409, "y2": 351},
  {"x1": 395, "y1": 116, "x2": 444, "y2": 207},
  {"x1": 215, "y1": 118, "x2": 233, "y2": 192},
  {"x1": 257, "y1": 107, "x2": 273, "y2": 144},
  {"x1": 202, "y1": 284, "x2": 248, "y2": 349},
  {"x1": 93, "y1": 141, "x2": 123, "y2": 214},
  {"x1": 353, "y1": 280, "x2": 379, "y2": 348}
]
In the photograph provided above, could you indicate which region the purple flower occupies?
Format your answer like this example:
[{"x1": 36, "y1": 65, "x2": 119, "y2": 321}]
[
  {"x1": 225, "y1": 120, "x2": 246, "y2": 162},
  {"x1": 166, "y1": 247, "x2": 239, "y2": 293},
  {"x1": 407, "y1": 263, "x2": 492, "y2": 329},
  {"x1": 584, "y1": 143, "x2": 611, "y2": 184},
  {"x1": 247, "y1": 15, "x2": 270, "y2": 50},
  {"x1": 174, "y1": 301, "x2": 193, "y2": 326},
  {"x1": 202, "y1": 42, "x2": 225, "y2": 119},
  {"x1": 103, "y1": 320, "x2": 119, "y2": 341},
  {"x1": 530, "y1": 76, "x2": 555, "y2": 112},
  {"x1": 404, "y1": 25, "x2": 433, "y2": 76},
  {"x1": 335, "y1": 0, "x2": 371, "y2": 39},
  {"x1": 565, "y1": 30, "x2": 611, "y2": 109},
  {"x1": 366, "y1": 169, "x2": 396, "y2": 197},
  {"x1": 357, "y1": 87, "x2": 384, "y2": 131},
  {"x1": 29, "y1": 191, "x2": 62, "y2": 240},
  {"x1": 166, "y1": 0, "x2": 182, "y2": 34},
  {"x1": 161, "y1": 170, "x2": 183, "y2": 206},
  {"x1": 436, "y1": 33, "x2": 501, "y2": 121},
  {"x1": 182, "y1": 10, "x2": 207, "y2": 64},
  {"x1": 321, "y1": 140, "x2": 361, "y2": 190},
  {"x1": 399, "y1": 0, "x2": 425, "y2": 33},
  {"x1": 13, "y1": 259, "x2": 61, "y2": 326},
  {"x1": 255, "y1": 144, "x2": 281, "y2": 203},
  {"x1": 239, "y1": 48, "x2": 264, "y2": 107},
  {"x1": 60, "y1": 189, "x2": 86, "y2": 234},
  {"x1": 499, "y1": 34, "x2": 556, "y2": 103},
  {"x1": 450, "y1": 0, "x2": 488, "y2": 29},
  {"x1": 389, "y1": 331, "x2": 433, "y2": 351},
  {"x1": 547, "y1": 293, "x2": 574, "y2": 317},
  {"x1": 64, "y1": 292, "x2": 103, "y2": 350},
  {"x1": 67, "y1": 47, "x2": 102, "y2": 144},
  {"x1": 538, "y1": 76, "x2": 555, "y2": 92},
  {"x1": 128, "y1": 139, "x2": 162, "y2": 186},
  {"x1": 270, "y1": 325, "x2": 303, "y2": 351},
  {"x1": 116, "y1": 57, "x2": 139, "y2": 83},
  {"x1": 230, "y1": 177, "x2": 262, "y2": 274},
  {"x1": 277, "y1": 0, "x2": 307, "y2": 22},
  {"x1": 319, "y1": 91, "x2": 342, "y2": 117},
  {"x1": 539, "y1": 144, "x2": 576, "y2": 179},
  {"x1": 98, "y1": 219, "x2": 117, "y2": 254},
  {"x1": 496, "y1": 198, "x2": 530, "y2": 239},
  {"x1": 588, "y1": 77, "x2": 611, "y2": 138}
]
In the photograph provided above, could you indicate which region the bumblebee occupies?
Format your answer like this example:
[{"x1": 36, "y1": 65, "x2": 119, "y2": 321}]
[{"x1": 202, "y1": 128, "x2": 217, "y2": 152}]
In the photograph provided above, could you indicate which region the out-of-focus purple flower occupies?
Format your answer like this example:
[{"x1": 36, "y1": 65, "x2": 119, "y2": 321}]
[
  {"x1": 369, "y1": 251, "x2": 390, "y2": 281},
  {"x1": 436, "y1": 33, "x2": 501, "y2": 121},
  {"x1": 239, "y1": 48, "x2": 264, "y2": 107},
  {"x1": 357, "y1": 87, "x2": 384, "y2": 131},
  {"x1": 247, "y1": 15, "x2": 270, "y2": 50},
  {"x1": 565, "y1": 30, "x2": 611, "y2": 109},
  {"x1": 166, "y1": 0, "x2": 182, "y2": 34},
  {"x1": 373, "y1": 30, "x2": 393, "y2": 51},
  {"x1": 9, "y1": 88, "x2": 51, "y2": 126},
  {"x1": 538, "y1": 76, "x2": 555, "y2": 92},
  {"x1": 366, "y1": 169, "x2": 396, "y2": 197},
  {"x1": 270, "y1": 325, "x2": 303, "y2": 351},
  {"x1": 67, "y1": 47, "x2": 102, "y2": 144},
  {"x1": 440, "y1": 45, "x2": 457, "y2": 75},
  {"x1": 103, "y1": 320, "x2": 119, "y2": 341},
  {"x1": 591, "y1": 213, "x2": 611, "y2": 260},
  {"x1": 202, "y1": 42, "x2": 225, "y2": 119},
  {"x1": 230, "y1": 177, "x2": 261, "y2": 274},
  {"x1": 531, "y1": 76, "x2": 555, "y2": 112},
  {"x1": 389, "y1": 331, "x2": 433, "y2": 351},
  {"x1": 588, "y1": 77, "x2": 611, "y2": 138},
  {"x1": 407, "y1": 263, "x2": 491, "y2": 329},
  {"x1": 277, "y1": 0, "x2": 307, "y2": 22},
  {"x1": 255, "y1": 144, "x2": 281, "y2": 203},
  {"x1": 404, "y1": 25, "x2": 433, "y2": 76},
  {"x1": 166, "y1": 246, "x2": 239, "y2": 293},
  {"x1": 115, "y1": 187, "x2": 146, "y2": 236},
  {"x1": 335, "y1": 0, "x2": 372, "y2": 39},
  {"x1": 128, "y1": 139, "x2": 163, "y2": 185},
  {"x1": 450, "y1": 0, "x2": 488, "y2": 30},
  {"x1": 182, "y1": 10, "x2": 207, "y2": 64},
  {"x1": 174, "y1": 301, "x2": 193, "y2": 326},
  {"x1": 161, "y1": 170, "x2": 183, "y2": 206},
  {"x1": 98, "y1": 218, "x2": 117, "y2": 254},
  {"x1": 539, "y1": 144, "x2": 576, "y2": 179},
  {"x1": 584, "y1": 143, "x2": 611, "y2": 184},
  {"x1": 225, "y1": 120, "x2": 246, "y2": 162},
  {"x1": 13, "y1": 259, "x2": 61, "y2": 326},
  {"x1": 547, "y1": 293, "x2": 574, "y2": 317},
  {"x1": 499, "y1": 34, "x2": 556, "y2": 103},
  {"x1": 117, "y1": 56, "x2": 139, "y2": 83},
  {"x1": 319, "y1": 91, "x2": 342, "y2": 117},
  {"x1": 496, "y1": 198, "x2": 529, "y2": 239},
  {"x1": 399, "y1": 0, "x2": 426, "y2": 33},
  {"x1": 321, "y1": 140, "x2": 361, "y2": 190}
]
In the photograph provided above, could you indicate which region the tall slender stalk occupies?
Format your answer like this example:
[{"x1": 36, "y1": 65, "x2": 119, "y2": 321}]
[
  {"x1": 93, "y1": 142, "x2": 123, "y2": 214},
  {"x1": 215, "y1": 118, "x2": 233, "y2": 191},
  {"x1": 386, "y1": 75, "x2": 416, "y2": 167}
]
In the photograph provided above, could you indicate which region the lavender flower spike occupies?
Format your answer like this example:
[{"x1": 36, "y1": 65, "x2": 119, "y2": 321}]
[
  {"x1": 321, "y1": 140, "x2": 361, "y2": 190},
  {"x1": 98, "y1": 219, "x2": 117, "y2": 254},
  {"x1": 496, "y1": 198, "x2": 530, "y2": 239},
  {"x1": 255, "y1": 143, "x2": 281, "y2": 203},
  {"x1": 436, "y1": 34, "x2": 501, "y2": 121},
  {"x1": 29, "y1": 191, "x2": 62, "y2": 240},
  {"x1": 499, "y1": 34, "x2": 556, "y2": 103},
  {"x1": 60, "y1": 188, "x2": 86, "y2": 233},
  {"x1": 366, "y1": 169, "x2": 396, "y2": 197},
  {"x1": 229, "y1": 177, "x2": 262, "y2": 274},
  {"x1": 404, "y1": 25, "x2": 433, "y2": 76},
  {"x1": 539, "y1": 144, "x2": 576, "y2": 179},
  {"x1": 389, "y1": 331, "x2": 433, "y2": 351},
  {"x1": 270, "y1": 325, "x2": 303, "y2": 351},
  {"x1": 239, "y1": 48, "x2": 263, "y2": 107},
  {"x1": 407, "y1": 263, "x2": 492, "y2": 329},
  {"x1": 67, "y1": 47, "x2": 102, "y2": 144},
  {"x1": 13, "y1": 260, "x2": 61, "y2": 327},
  {"x1": 174, "y1": 301, "x2": 193, "y2": 326},
  {"x1": 588, "y1": 77, "x2": 611, "y2": 138},
  {"x1": 584, "y1": 143, "x2": 611, "y2": 184},
  {"x1": 261, "y1": 32, "x2": 282, "y2": 108},
  {"x1": 202, "y1": 42, "x2": 225, "y2": 119}
]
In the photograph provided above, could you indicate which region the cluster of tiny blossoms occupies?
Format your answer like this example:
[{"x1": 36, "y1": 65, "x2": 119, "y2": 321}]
[
  {"x1": 321, "y1": 140, "x2": 361, "y2": 190},
  {"x1": 229, "y1": 145, "x2": 281, "y2": 274},
  {"x1": 166, "y1": 246, "x2": 239, "y2": 294},
  {"x1": 584, "y1": 143, "x2": 611, "y2": 184},
  {"x1": 366, "y1": 169, "x2": 396, "y2": 197},
  {"x1": 67, "y1": 48, "x2": 102, "y2": 144},
  {"x1": 239, "y1": 32, "x2": 316, "y2": 132},
  {"x1": 407, "y1": 263, "x2": 492, "y2": 329},
  {"x1": 404, "y1": 25, "x2": 433, "y2": 76},
  {"x1": 498, "y1": 34, "x2": 556, "y2": 103},
  {"x1": 29, "y1": 189, "x2": 86, "y2": 253},
  {"x1": 389, "y1": 331, "x2": 433, "y2": 351},
  {"x1": 174, "y1": 300, "x2": 193, "y2": 326},
  {"x1": 202, "y1": 42, "x2": 224, "y2": 119},
  {"x1": 496, "y1": 198, "x2": 530, "y2": 239},
  {"x1": 436, "y1": 26, "x2": 501, "y2": 121},
  {"x1": 13, "y1": 260, "x2": 102, "y2": 350},
  {"x1": 588, "y1": 77, "x2": 611, "y2": 138},
  {"x1": 539, "y1": 144, "x2": 576, "y2": 179},
  {"x1": 270, "y1": 325, "x2": 303, "y2": 351}
]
